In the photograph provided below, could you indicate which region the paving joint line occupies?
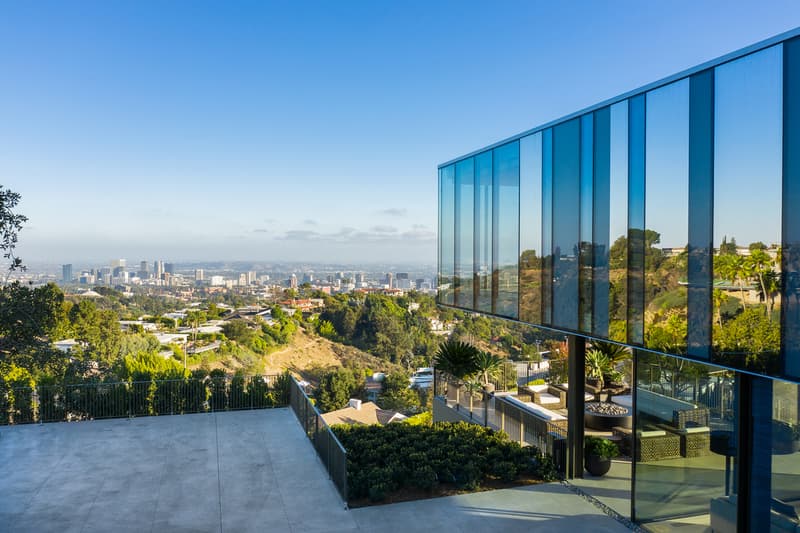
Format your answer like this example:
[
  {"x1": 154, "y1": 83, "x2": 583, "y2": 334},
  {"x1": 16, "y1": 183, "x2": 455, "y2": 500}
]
[{"x1": 560, "y1": 479, "x2": 645, "y2": 532}]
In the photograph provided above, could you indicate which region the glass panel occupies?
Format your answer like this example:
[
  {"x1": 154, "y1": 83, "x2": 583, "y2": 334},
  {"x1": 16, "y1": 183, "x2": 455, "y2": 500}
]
[
  {"x1": 713, "y1": 45, "x2": 783, "y2": 374},
  {"x1": 455, "y1": 158, "x2": 475, "y2": 309},
  {"x1": 579, "y1": 114, "x2": 594, "y2": 333},
  {"x1": 475, "y1": 152, "x2": 493, "y2": 313},
  {"x1": 593, "y1": 107, "x2": 611, "y2": 337},
  {"x1": 609, "y1": 102, "x2": 629, "y2": 342},
  {"x1": 783, "y1": 37, "x2": 800, "y2": 379},
  {"x1": 687, "y1": 70, "x2": 715, "y2": 361},
  {"x1": 551, "y1": 118, "x2": 580, "y2": 330},
  {"x1": 628, "y1": 95, "x2": 646, "y2": 345},
  {"x1": 492, "y1": 141, "x2": 519, "y2": 318},
  {"x1": 635, "y1": 353, "x2": 737, "y2": 531},
  {"x1": 770, "y1": 380, "x2": 800, "y2": 532},
  {"x1": 439, "y1": 164, "x2": 455, "y2": 306},
  {"x1": 520, "y1": 133, "x2": 543, "y2": 324},
  {"x1": 542, "y1": 129, "x2": 553, "y2": 324},
  {"x1": 644, "y1": 80, "x2": 689, "y2": 354}
]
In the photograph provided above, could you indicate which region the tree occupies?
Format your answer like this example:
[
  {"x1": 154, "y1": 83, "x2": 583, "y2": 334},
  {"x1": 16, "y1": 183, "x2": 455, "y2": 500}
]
[
  {"x1": 0, "y1": 185, "x2": 27, "y2": 277},
  {"x1": 433, "y1": 340, "x2": 479, "y2": 381},
  {"x1": 378, "y1": 372, "x2": 421, "y2": 414},
  {"x1": 474, "y1": 351, "x2": 503, "y2": 386},
  {"x1": 0, "y1": 282, "x2": 65, "y2": 370},
  {"x1": 314, "y1": 367, "x2": 359, "y2": 412}
]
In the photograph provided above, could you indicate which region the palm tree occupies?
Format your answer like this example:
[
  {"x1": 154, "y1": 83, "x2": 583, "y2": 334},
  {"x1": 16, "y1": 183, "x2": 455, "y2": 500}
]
[
  {"x1": 434, "y1": 340, "x2": 480, "y2": 381},
  {"x1": 713, "y1": 288, "x2": 729, "y2": 327},
  {"x1": 474, "y1": 351, "x2": 503, "y2": 387}
]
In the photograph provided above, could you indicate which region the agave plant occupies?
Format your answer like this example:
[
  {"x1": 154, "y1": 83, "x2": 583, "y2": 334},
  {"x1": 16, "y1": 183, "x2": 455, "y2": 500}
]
[
  {"x1": 434, "y1": 340, "x2": 480, "y2": 381},
  {"x1": 585, "y1": 349, "x2": 612, "y2": 391}
]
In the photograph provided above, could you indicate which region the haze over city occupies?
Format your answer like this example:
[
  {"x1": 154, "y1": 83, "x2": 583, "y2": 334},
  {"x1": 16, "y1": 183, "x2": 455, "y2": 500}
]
[{"x1": 3, "y1": 1, "x2": 799, "y2": 264}]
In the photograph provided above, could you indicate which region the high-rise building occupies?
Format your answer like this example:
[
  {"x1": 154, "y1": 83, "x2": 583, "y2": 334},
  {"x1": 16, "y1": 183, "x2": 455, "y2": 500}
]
[
  {"x1": 289, "y1": 273, "x2": 298, "y2": 288},
  {"x1": 138, "y1": 261, "x2": 150, "y2": 279},
  {"x1": 61, "y1": 264, "x2": 73, "y2": 283},
  {"x1": 164, "y1": 263, "x2": 175, "y2": 275},
  {"x1": 386, "y1": 272, "x2": 393, "y2": 289},
  {"x1": 195, "y1": 269, "x2": 204, "y2": 281},
  {"x1": 437, "y1": 29, "x2": 800, "y2": 531},
  {"x1": 111, "y1": 259, "x2": 126, "y2": 269},
  {"x1": 154, "y1": 260, "x2": 164, "y2": 279},
  {"x1": 246, "y1": 271, "x2": 257, "y2": 285}
]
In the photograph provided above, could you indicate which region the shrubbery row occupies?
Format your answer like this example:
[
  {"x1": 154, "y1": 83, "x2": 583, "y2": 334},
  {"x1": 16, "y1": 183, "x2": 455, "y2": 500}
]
[{"x1": 333, "y1": 421, "x2": 558, "y2": 503}]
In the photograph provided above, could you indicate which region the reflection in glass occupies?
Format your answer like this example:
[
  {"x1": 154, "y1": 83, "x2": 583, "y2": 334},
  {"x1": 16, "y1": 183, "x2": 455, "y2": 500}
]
[
  {"x1": 628, "y1": 95, "x2": 646, "y2": 345},
  {"x1": 592, "y1": 107, "x2": 611, "y2": 337},
  {"x1": 455, "y1": 158, "x2": 474, "y2": 309},
  {"x1": 475, "y1": 152, "x2": 493, "y2": 313},
  {"x1": 542, "y1": 129, "x2": 553, "y2": 324},
  {"x1": 644, "y1": 80, "x2": 689, "y2": 354},
  {"x1": 551, "y1": 119, "x2": 580, "y2": 330},
  {"x1": 769, "y1": 381, "x2": 800, "y2": 531},
  {"x1": 579, "y1": 114, "x2": 594, "y2": 333},
  {"x1": 608, "y1": 102, "x2": 629, "y2": 342},
  {"x1": 492, "y1": 141, "x2": 520, "y2": 318},
  {"x1": 635, "y1": 353, "x2": 736, "y2": 531},
  {"x1": 439, "y1": 165, "x2": 455, "y2": 306},
  {"x1": 519, "y1": 133, "x2": 543, "y2": 324},
  {"x1": 713, "y1": 45, "x2": 783, "y2": 373}
]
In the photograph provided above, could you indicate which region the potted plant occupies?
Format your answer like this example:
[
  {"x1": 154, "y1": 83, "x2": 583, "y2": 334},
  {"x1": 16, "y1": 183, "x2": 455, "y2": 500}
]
[{"x1": 584, "y1": 436, "x2": 619, "y2": 476}]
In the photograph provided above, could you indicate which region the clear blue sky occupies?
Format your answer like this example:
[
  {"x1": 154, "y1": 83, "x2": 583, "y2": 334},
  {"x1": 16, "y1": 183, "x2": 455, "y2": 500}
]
[{"x1": 1, "y1": 1, "x2": 798, "y2": 265}]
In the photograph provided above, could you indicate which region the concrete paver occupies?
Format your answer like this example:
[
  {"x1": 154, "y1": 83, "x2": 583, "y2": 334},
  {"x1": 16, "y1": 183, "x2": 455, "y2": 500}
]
[{"x1": 0, "y1": 409, "x2": 629, "y2": 532}]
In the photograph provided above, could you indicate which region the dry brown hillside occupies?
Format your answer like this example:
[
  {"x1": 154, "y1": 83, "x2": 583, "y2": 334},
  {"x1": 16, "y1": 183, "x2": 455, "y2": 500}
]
[{"x1": 264, "y1": 327, "x2": 404, "y2": 381}]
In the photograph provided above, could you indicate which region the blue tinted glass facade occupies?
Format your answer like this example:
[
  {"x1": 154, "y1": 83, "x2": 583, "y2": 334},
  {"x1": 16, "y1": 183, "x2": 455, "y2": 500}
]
[{"x1": 437, "y1": 29, "x2": 800, "y2": 532}]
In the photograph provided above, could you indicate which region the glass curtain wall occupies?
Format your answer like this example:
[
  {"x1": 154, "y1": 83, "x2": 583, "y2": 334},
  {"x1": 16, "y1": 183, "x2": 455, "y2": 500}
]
[
  {"x1": 644, "y1": 80, "x2": 689, "y2": 355},
  {"x1": 634, "y1": 354, "x2": 737, "y2": 530},
  {"x1": 492, "y1": 141, "x2": 520, "y2": 318},
  {"x1": 439, "y1": 165, "x2": 455, "y2": 306},
  {"x1": 608, "y1": 102, "x2": 629, "y2": 342},
  {"x1": 455, "y1": 159, "x2": 475, "y2": 309},
  {"x1": 769, "y1": 380, "x2": 800, "y2": 531},
  {"x1": 713, "y1": 45, "x2": 783, "y2": 374},
  {"x1": 475, "y1": 152, "x2": 493, "y2": 313},
  {"x1": 520, "y1": 133, "x2": 543, "y2": 323}
]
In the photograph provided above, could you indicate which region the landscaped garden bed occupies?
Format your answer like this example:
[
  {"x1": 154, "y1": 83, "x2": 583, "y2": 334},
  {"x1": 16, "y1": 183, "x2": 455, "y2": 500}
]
[{"x1": 332, "y1": 421, "x2": 558, "y2": 506}]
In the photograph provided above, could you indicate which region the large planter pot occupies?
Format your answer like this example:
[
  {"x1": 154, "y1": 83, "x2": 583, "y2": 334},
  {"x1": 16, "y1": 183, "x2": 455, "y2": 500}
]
[
  {"x1": 483, "y1": 383, "x2": 495, "y2": 394},
  {"x1": 585, "y1": 455, "x2": 612, "y2": 477}
]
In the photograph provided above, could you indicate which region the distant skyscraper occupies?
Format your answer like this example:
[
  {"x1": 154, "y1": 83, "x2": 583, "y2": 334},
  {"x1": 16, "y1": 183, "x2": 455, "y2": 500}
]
[
  {"x1": 154, "y1": 260, "x2": 164, "y2": 279},
  {"x1": 246, "y1": 271, "x2": 257, "y2": 285},
  {"x1": 386, "y1": 272, "x2": 394, "y2": 289},
  {"x1": 289, "y1": 273, "x2": 298, "y2": 289},
  {"x1": 111, "y1": 259, "x2": 126, "y2": 269},
  {"x1": 164, "y1": 263, "x2": 175, "y2": 275},
  {"x1": 354, "y1": 272, "x2": 364, "y2": 284},
  {"x1": 396, "y1": 272, "x2": 409, "y2": 280},
  {"x1": 62, "y1": 264, "x2": 73, "y2": 283},
  {"x1": 195, "y1": 269, "x2": 204, "y2": 281}
]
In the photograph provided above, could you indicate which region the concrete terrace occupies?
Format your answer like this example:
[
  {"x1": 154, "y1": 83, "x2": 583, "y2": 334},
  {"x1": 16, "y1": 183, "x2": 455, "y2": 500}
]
[{"x1": 0, "y1": 409, "x2": 629, "y2": 533}]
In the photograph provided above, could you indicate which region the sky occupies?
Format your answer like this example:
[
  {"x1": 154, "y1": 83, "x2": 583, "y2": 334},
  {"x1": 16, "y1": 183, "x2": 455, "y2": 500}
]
[{"x1": 1, "y1": 1, "x2": 799, "y2": 265}]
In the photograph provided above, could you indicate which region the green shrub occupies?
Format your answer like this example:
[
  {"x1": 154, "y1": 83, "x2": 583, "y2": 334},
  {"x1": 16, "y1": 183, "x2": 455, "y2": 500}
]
[
  {"x1": 584, "y1": 436, "x2": 619, "y2": 459},
  {"x1": 526, "y1": 379, "x2": 546, "y2": 386}
]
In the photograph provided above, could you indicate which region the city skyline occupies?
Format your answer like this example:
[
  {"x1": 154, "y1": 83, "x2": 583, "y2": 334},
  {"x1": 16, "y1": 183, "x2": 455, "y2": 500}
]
[{"x1": 3, "y1": 2, "x2": 800, "y2": 263}]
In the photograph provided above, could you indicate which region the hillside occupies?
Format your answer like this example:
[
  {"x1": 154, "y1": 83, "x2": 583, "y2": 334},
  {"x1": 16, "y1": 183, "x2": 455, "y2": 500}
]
[{"x1": 263, "y1": 327, "x2": 404, "y2": 381}]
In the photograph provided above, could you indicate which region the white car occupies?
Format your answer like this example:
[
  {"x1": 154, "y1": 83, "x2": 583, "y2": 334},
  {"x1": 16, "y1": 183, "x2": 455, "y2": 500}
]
[{"x1": 409, "y1": 367, "x2": 434, "y2": 389}]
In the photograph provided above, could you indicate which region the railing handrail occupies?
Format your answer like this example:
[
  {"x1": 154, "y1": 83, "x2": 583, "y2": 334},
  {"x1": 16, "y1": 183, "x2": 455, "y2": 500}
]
[
  {"x1": 4, "y1": 374, "x2": 282, "y2": 392},
  {"x1": 290, "y1": 376, "x2": 347, "y2": 455}
]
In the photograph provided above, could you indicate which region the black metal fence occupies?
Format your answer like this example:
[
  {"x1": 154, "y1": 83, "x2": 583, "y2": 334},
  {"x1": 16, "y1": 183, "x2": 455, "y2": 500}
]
[
  {"x1": 434, "y1": 369, "x2": 566, "y2": 473},
  {"x1": 0, "y1": 374, "x2": 289, "y2": 425},
  {"x1": 289, "y1": 377, "x2": 348, "y2": 505}
]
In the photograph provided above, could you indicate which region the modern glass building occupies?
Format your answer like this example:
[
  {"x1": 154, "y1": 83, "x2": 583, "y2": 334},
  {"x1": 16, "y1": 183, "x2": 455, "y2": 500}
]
[{"x1": 438, "y1": 28, "x2": 800, "y2": 532}]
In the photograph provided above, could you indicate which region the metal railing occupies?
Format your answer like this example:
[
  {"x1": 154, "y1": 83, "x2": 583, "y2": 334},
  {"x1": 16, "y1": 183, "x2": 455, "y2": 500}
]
[
  {"x1": 289, "y1": 377, "x2": 348, "y2": 505},
  {"x1": 434, "y1": 369, "x2": 566, "y2": 472},
  {"x1": 0, "y1": 374, "x2": 288, "y2": 425}
]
